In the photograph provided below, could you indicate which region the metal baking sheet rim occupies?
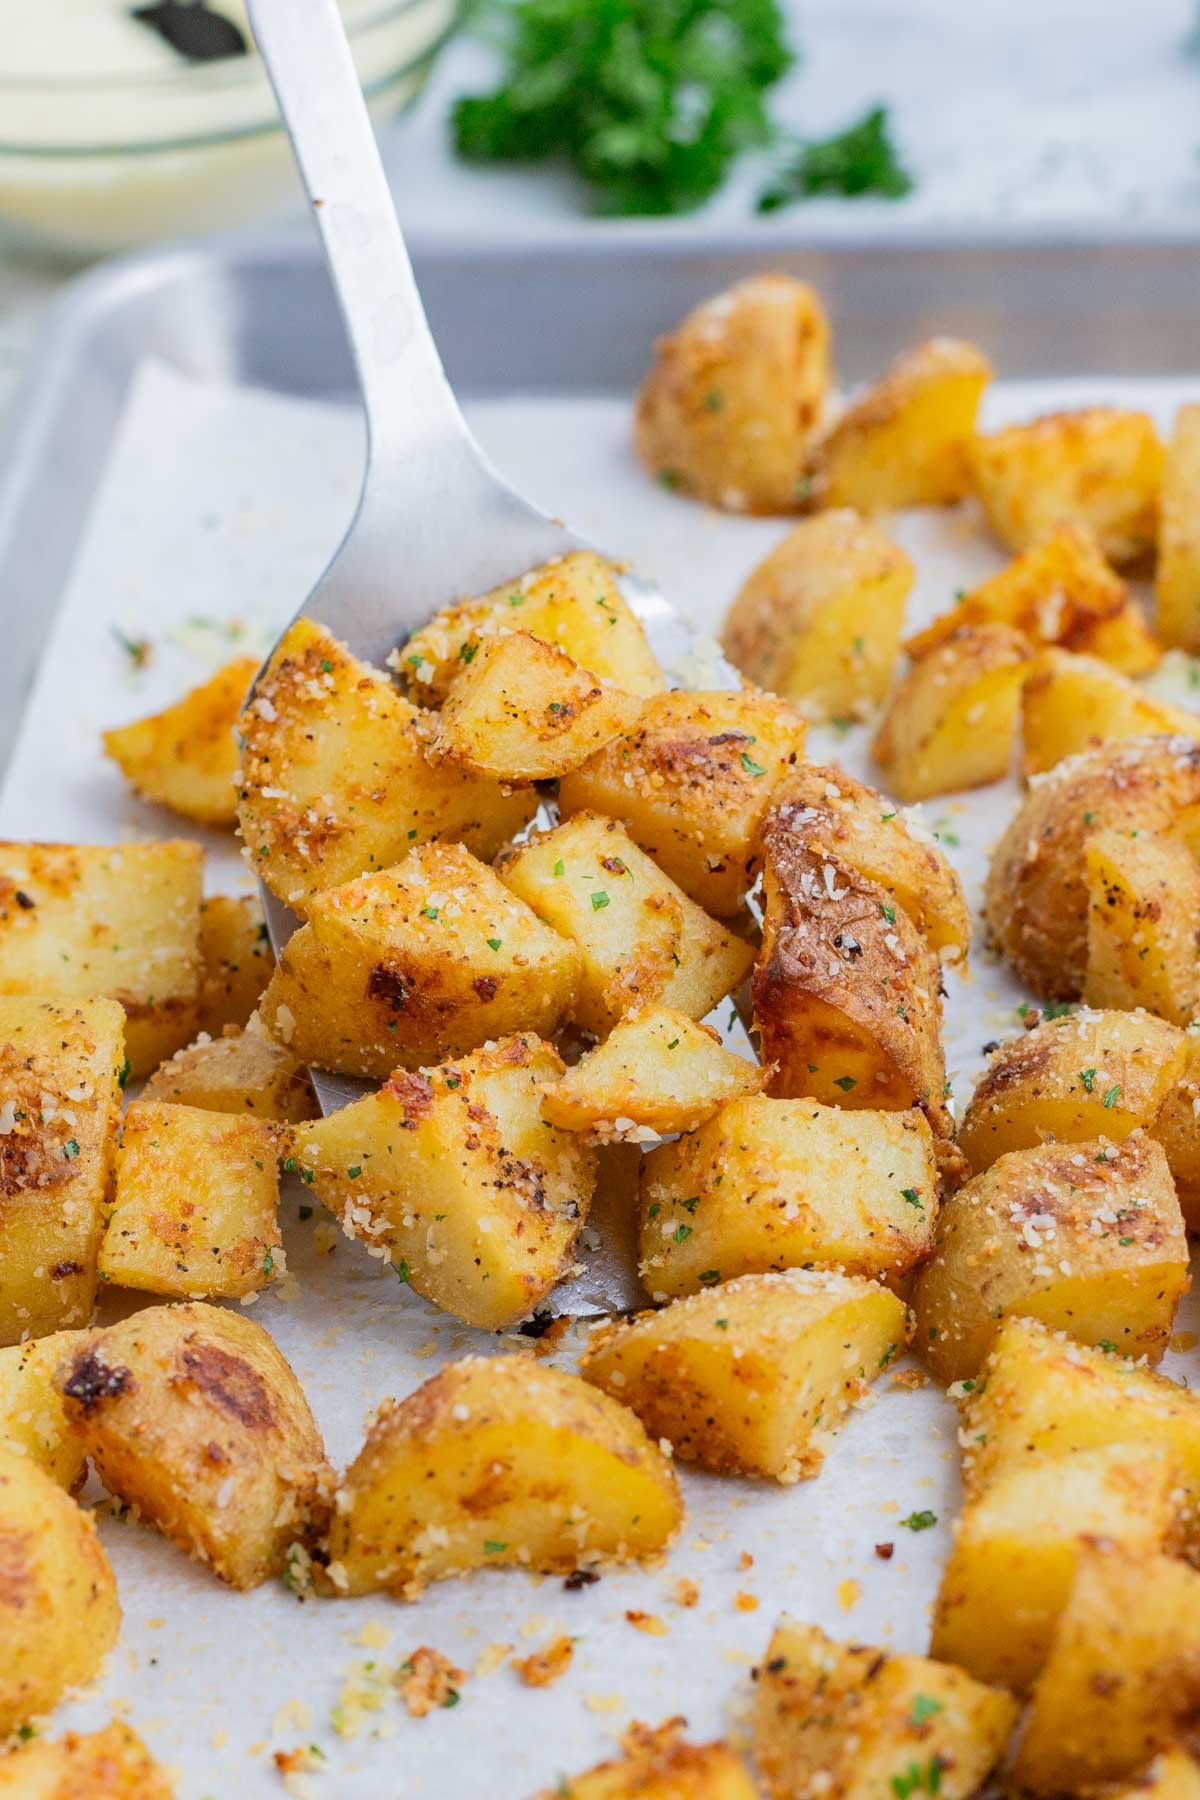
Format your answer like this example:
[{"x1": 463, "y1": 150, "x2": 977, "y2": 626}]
[{"x1": 2, "y1": 218, "x2": 1200, "y2": 772}]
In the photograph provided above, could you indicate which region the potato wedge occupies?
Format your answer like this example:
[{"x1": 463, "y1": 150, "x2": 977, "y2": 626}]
[
  {"x1": 807, "y1": 336, "x2": 992, "y2": 513},
  {"x1": 0, "y1": 1332, "x2": 86, "y2": 1490},
  {"x1": 499, "y1": 812, "x2": 752, "y2": 1038},
  {"x1": 0, "y1": 995, "x2": 124, "y2": 1345},
  {"x1": 1020, "y1": 647, "x2": 1200, "y2": 777},
  {"x1": 0, "y1": 1445, "x2": 120, "y2": 1735},
  {"x1": 753, "y1": 827, "x2": 950, "y2": 1137},
  {"x1": 294, "y1": 1036, "x2": 596, "y2": 1331},
  {"x1": 103, "y1": 655, "x2": 255, "y2": 827},
  {"x1": 872, "y1": 624, "x2": 1030, "y2": 800},
  {"x1": 537, "y1": 1719, "x2": 757, "y2": 1800},
  {"x1": 0, "y1": 840, "x2": 202, "y2": 1076},
  {"x1": 0, "y1": 1721, "x2": 173, "y2": 1799},
  {"x1": 638, "y1": 1097, "x2": 936, "y2": 1300},
  {"x1": 633, "y1": 275, "x2": 830, "y2": 513},
  {"x1": 752, "y1": 1619, "x2": 1018, "y2": 1800},
  {"x1": 969, "y1": 407, "x2": 1165, "y2": 569},
  {"x1": 721, "y1": 510, "x2": 913, "y2": 723},
  {"x1": 1157, "y1": 405, "x2": 1200, "y2": 649},
  {"x1": 196, "y1": 891, "x2": 273, "y2": 1035},
  {"x1": 931, "y1": 1442, "x2": 1185, "y2": 1692},
  {"x1": 140, "y1": 1021, "x2": 316, "y2": 1123},
  {"x1": 399, "y1": 551, "x2": 665, "y2": 706},
  {"x1": 100, "y1": 1100, "x2": 282, "y2": 1300},
  {"x1": 259, "y1": 842, "x2": 580, "y2": 1080},
  {"x1": 581, "y1": 1268, "x2": 910, "y2": 1482},
  {"x1": 56, "y1": 1302, "x2": 331, "y2": 1589},
  {"x1": 913, "y1": 1135, "x2": 1188, "y2": 1383},
  {"x1": 907, "y1": 522, "x2": 1159, "y2": 673},
  {"x1": 324, "y1": 1354, "x2": 682, "y2": 1598},
  {"x1": 558, "y1": 688, "x2": 808, "y2": 916},
  {"x1": 1084, "y1": 828, "x2": 1200, "y2": 1024},
  {"x1": 541, "y1": 1006, "x2": 763, "y2": 1139},
  {"x1": 237, "y1": 617, "x2": 535, "y2": 912}
]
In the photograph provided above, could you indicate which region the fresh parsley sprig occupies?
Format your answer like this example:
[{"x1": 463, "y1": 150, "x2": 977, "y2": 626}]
[{"x1": 757, "y1": 104, "x2": 913, "y2": 211}]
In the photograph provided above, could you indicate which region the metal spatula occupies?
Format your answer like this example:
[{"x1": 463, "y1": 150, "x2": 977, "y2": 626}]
[{"x1": 246, "y1": 0, "x2": 743, "y2": 1316}]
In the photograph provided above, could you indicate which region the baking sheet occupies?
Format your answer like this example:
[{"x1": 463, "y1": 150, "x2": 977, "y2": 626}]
[{"x1": 4, "y1": 357, "x2": 1200, "y2": 1796}]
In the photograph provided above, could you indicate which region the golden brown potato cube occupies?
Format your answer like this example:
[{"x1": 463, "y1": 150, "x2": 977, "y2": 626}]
[
  {"x1": 1013, "y1": 1547, "x2": 1200, "y2": 1792},
  {"x1": 558, "y1": 688, "x2": 808, "y2": 916},
  {"x1": 499, "y1": 813, "x2": 752, "y2": 1038},
  {"x1": 0, "y1": 1332, "x2": 86, "y2": 1491},
  {"x1": 0, "y1": 995, "x2": 124, "y2": 1346},
  {"x1": 56, "y1": 1302, "x2": 331, "y2": 1589},
  {"x1": 541, "y1": 1006, "x2": 763, "y2": 1140},
  {"x1": 0, "y1": 1445, "x2": 120, "y2": 1735},
  {"x1": 538, "y1": 1718, "x2": 757, "y2": 1800},
  {"x1": 259, "y1": 842, "x2": 580, "y2": 1080},
  {"x1": 432, "y1": 630, "x2": 641, "y2": 783},
  {"x1": 633, "y1": 275, "x2": 830, "y2": 514},
  {"x1": 100, "y1": 1100, "x2": 282, "y2": 1300},
  {"x1": 969, "y1": 407, "x2": 1165, "y2": 569},
  {"x1": 907, "y1": 522, "x2": 1160, "y2": 673},
  {"x1": 932, "y1": 1442, "x2": 1185, "y2": 1692},
  {"x1": 721, "y1": 510, "x2": 913, "y2": 723},
  {"x1": 752, "y1": 1619, "x2": 1018, "y2": 1800},
  {"x1": 581, "y1": 1268, "x2": 910, "y2": 1482},
  {"x1": 957, "y1": 1007, "x2": 1190, "y2": 1175},
  {"x1": 808, "y1": 336, "x2": 992, "y2": 513},
  {"x1": 1145, "y1": 1033, "x2": 1200, "y2": 1231},
  {"x1": 1100, "y1": 1750, "x2": 1200, "y2": 1800},
  {"x1": 0, "y1": 1721, "x2": 174, "y2": 1799},
  {"x1": 753, "y1": 828, "x2": 950, "y2": 1137},
  {"x1": 324, "y1": 1354, "x2": 682, "y2": 1598},
  {"x1": 399, "y1": 551, "x2": 665, "y2": 706},
  {"x1": 638, "y1": 1097, "x2": 936, "y2": 1300},
  {"x1": 140, "y1": 1021, "x2": 316, "y2": 1124},
  {"x1": 237, "y1": 617, "x2": 535, "y2": 913},
  {"x1": 196, "y1": 891, "x2": 273, "y2": 1035},
  {"x1": 1157, "y1": 406, "x2": 1200, "y2": 649},
  {"x1": 294, "y1": 1035, "x2": 595, "y2": 1331},
  {"x1": 0, "y1": 840, "x2": 202, "y2": 1076},
  {"x1": 914, "y1": 1135, "x2": 1188, "y2": 1384},
  {"x1": 872, "y1": 624, "x2": 1031, "y2": 801},
  {"x1": 103, "y1": 654, "x2": 256, "y2": 828},
  {"x1": 984, "y1": 735, "x2": 1200, "y2": 999},
  {"x1": 1084, "y1": 829, "x2": 1200, "y2": 1025},
  {"x1": 1020, "y1": 647, "x2": 1200, "y2": 777},
  {"x1": 761, "y1": 765, "x2": 970, "y2": 962}
]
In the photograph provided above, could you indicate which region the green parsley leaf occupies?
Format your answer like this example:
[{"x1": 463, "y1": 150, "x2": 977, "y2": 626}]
[
  {"x1": 1080, "y1": 1068, "x2": 1097, "y2": 1092},
  {"x1": 591, "y1": 891, "x2": 610, "y2": 911},
  {"x1": 1103, "y1": 1084, "x2": 1122, "y2": 1108},
  {"x1": 553, "y1": 859, "x2": 566, "y2": 877},
  {"x1": 901, "y1": 1187, "x2": 922, "y2": 1208},
  {"x1": 910, "y1": 1695, "x2": 943, "y2": 1726},
  {"x1": 833, "y1": 1075, "x2": 857, "y2": 1092},
  {"x1": 880, "y1": 903, "x2": 896, "y2": 924},
  {"x1": 347, "y1": 1166, "x2": 362, "y2": 1179},
  {"x1": 62, "y1": 1137, "x2": 80, "y2": 1160},
  {"x1": 900, "y1": 1509, "x2": 938, "y2": 1532},
  {"x1": 673, "y1": 1224, "x2": 692, "y2": 1243},
  {"x1": 396, "y1": 1259, "x2": 411, "y2": 1284},
  {"x1": 740, "y1": 751, "x2": 767, "y2": 777},
  {"x1": 758, "y1": 105, "x2": 912, "y2": 211},
  {"x1": 487, "y1": 937, "x2": 502, "y2": 951},
  {"x1": 483, "y1": 1539, "x2": 508, "y2": 1553}
]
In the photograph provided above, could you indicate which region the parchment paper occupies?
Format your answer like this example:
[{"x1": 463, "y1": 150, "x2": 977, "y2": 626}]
[{"x1": 3, "y1": 361, "x2": 1200, "y2": 1798}]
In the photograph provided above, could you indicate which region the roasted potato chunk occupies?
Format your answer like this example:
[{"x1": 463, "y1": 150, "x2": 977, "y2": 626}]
[
  {"x1": 1020, "y1": 647, "x2": 1200, "y2": 777},
  {"x1": 196, "y1": 891, "x2": 273, "y2": 1035},
  {"x1": 872, "y1": 624, "x2": 1030, "y2": 800},
  {"x1": 0, "y1": 840, "x2": 202, "y2": 1076},
  {"x1": 907, "y1": 522, "x2": 1160, "y2": 672},
  {"x1": 1084, "y1": 828, "x2": 1200, "y2": 1024},
  {"x1": 753, "y1": 828, "x2": 950, "y2": 1137},
  {"x1": 541, "y1": 1006, "x2": 763, "y2": 1140},
  {"x1": 638, "y1": 1097, "x2": 936, "y2": 1299},
  {"x1": 581, "y1": 1268, "x2": 910, "y2": 1482},
  {"x1": 103, "y1": 654, "x2": 255, "y2": 827},
  {"x1": 913, "y1": 1135, "x2": 1188, "y2": 1383},
  {"x1": 957, "y1": 1007, "x2": 1190, "y2": 1175},
  {"x1": 140, "y1": 1021, "x2": 316, "y2": 1123},
  {"x1": 100, "y1": 1100, "x2": 282, "y2": 1300},
  {"x1": 1146, "y1": 1033, "x2": 1200, "y2": 1230},
  {"x1": 1157, "y1": 405, "x2": 1200, "y2": 649},
  {"x1": 721, "y1": 510, "x2": 913, "y2": 723},
  {"x1": 0, "y1": 1720, "x2": 173, "y2": 1799},
  {"x1": 969, "y1": 407, "x2": 1165, "y2": 569},
  {"x1": 0, "y1": 995, "x2": 124, "y2": 1345},
  {"x1": 260, "y1": 842, "x2": 580, "y2": 1080},
  {"x1": 984, "y1": 736, "x2": 1200, "y2": 998},
  {"x1": 633, "y1": 275, "x2": 830, "y2": 513},
  {"x1": 931, "y1": 1442, "x2": 1185, "y2": 1692},
  {"x1": 56, "y1": 1302, "x2": 331, "y2": 1588},
  {"x1": 1012, "y1": 1547, "x2": 1200, "y2": 1792},
  {"x1": 399, "y1": 551, "x2": 665, "y2": 706},
  {"x1": 538, "y1": 1718, "x2": 756, "y2": 1800},
  {"x1": 1100, "y1": 1750, "x2": 1200, "y2": 1800},
  {"x1": 324, "y1": 1354, "x2": 682, "y2": 1598},
  {"x1": 499, "y1": 813, "x2": 752, "y2": 1038},
  {"x1": 432, "y1": 630, "x2": 641, "y2": 783},
  {"x1": 0, "y1": 1332, "x2": 86, "y2": 1490},
  {"x1": 752, "y1": 1619, "x2": 1018, "y2": 1800},
  {"x1": 0, "y1": 1445, "x2": 120, "y2": 1735},
  {"x1": 237, "y1": 617, "x2": 535, "y2": 913},
  {"x1": 295, "y1": 1036, "x2": 596, "y2": 1330},
  {"x1": 558, "y1": 688, "x2": 808, "y2": 916}
]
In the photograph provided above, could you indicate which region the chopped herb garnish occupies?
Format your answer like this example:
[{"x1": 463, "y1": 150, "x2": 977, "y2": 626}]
[
  {"x1": 483, "y1": 1539, "x2": 508, "y2": 1553},
  {"x1": 900, "y1": 1509, "x2": 938, "y2": 1532},
  {"x1": 698, "y1": 1269, "x2": 721, "y2": 1285},
  {"x1": 1080, "y1": 1068, "x2": 1097, "y2": 1092},
  {"x1": 759, "y1": 104, "x2": 912, "y2": 211},
  {"x1": 910, "y1": 1695, "x2": 943, "y2": 1726},
  {"x1": 673, "y1": 1224, "x2": 692, "y2": 1243},
  {"x1": 553, "y1": 859, "x2": 566, "y2": 877},
  {"x1": 347, "y1": 1166, "x2": 362, "y2": 1179},
  {"x1": 591, "y1": 891, "x2": 610, "y2": 911},
  {"x1": 423, "y1": 905, "x2": 440, "y2": 921},
  {"x1": 486, "y1": 937, "x2": 502, "y2": 951},
  {"x1": 1103, "y1": 1084, "x2": 1122, "y2": 1108},
  {"x1": 833, "y1": 1075, "x2": 857, "y2": 1092},
  {"x1": 901, "y1": 1188, "x2": 922, "y2": 1208},
  {"x1": 880, "y1": 903, "x2": 896, "y2": 924},
  {"x1": 62, "y1": 1138, "x2": 80, "y2": 1160},
  {"x1": 740, "y1": 752, "x2": 767, "y2": 777},
  {"x1": 396, "y1": 1260, "x2": 411, "y2": 1284}
]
